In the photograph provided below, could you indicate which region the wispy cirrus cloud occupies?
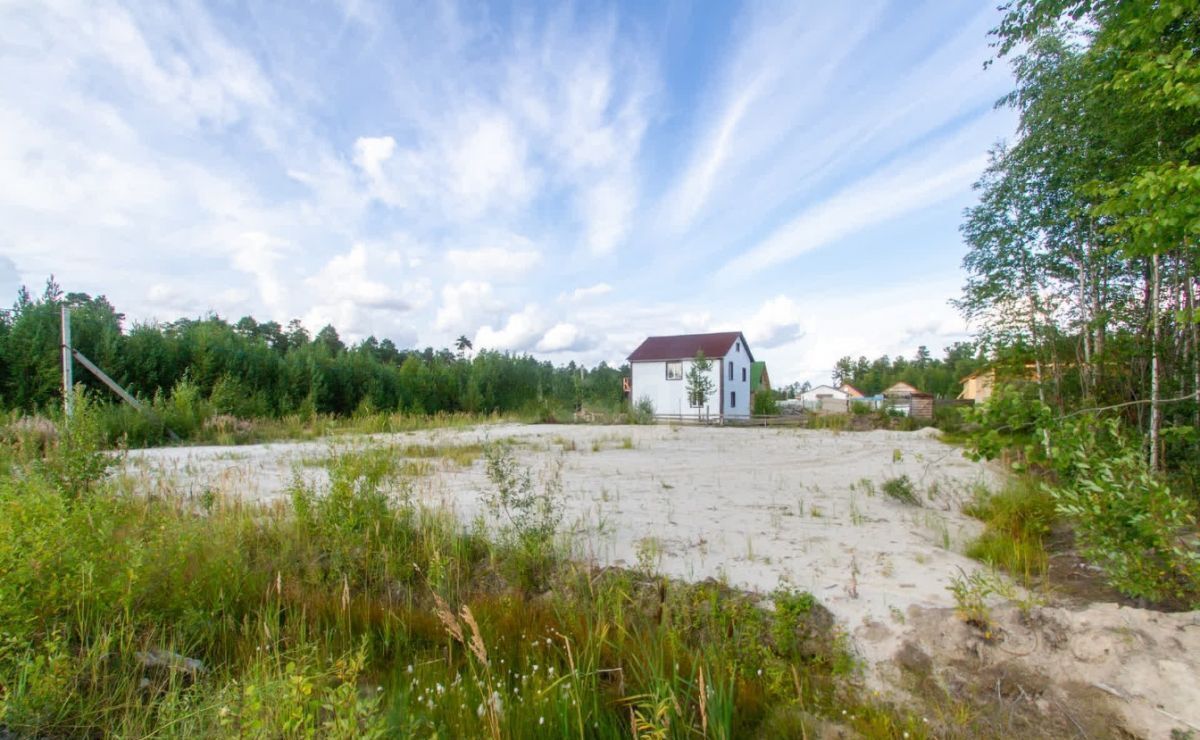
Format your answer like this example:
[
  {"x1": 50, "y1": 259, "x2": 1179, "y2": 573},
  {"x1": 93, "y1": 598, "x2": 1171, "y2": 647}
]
[{"x1": 0, "y1": 0, "x2": 1016, "y2": 385}]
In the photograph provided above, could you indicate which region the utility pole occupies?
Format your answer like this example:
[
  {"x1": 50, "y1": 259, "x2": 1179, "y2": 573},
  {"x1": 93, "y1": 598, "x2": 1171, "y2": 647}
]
[{"x1": 61, "y1": 305, "x2": 73, "y2": 418}]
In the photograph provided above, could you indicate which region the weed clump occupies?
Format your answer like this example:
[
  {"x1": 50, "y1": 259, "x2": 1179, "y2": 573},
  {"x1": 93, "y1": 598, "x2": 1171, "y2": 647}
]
[
  {"x1": 963, "y1": 479, "x2": 1055, "y2": 581},
  {"x1": 881, "y1": 475, "x2": 919, "y2": 506}
]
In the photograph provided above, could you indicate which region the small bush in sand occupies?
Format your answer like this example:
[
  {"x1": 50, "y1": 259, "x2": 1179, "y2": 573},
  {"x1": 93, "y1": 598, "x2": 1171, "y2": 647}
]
[
  {"x1": 881, "y1": 475, "x2": 919, "y2": 506},
  {"x1": 481, "y1": 443, "x2": 564, "y2": 592}
]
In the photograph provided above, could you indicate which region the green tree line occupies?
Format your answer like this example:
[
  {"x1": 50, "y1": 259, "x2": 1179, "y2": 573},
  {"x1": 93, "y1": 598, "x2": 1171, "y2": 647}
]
[
  {"x1": 0, "y1": 278, "x2": 626, "y2": 421},
  {"x1": 830, "y1": 343, "x2": 986, "y2": 398}
]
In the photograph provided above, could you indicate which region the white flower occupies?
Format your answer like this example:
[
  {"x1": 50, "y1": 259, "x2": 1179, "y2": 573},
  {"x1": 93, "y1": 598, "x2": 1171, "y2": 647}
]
[
  {"x1": 539, "y1": 717, "x2": 544, "y2": 725},
  {"x1": 406, "y1": 665, "x2": 413, "y2": 674}
]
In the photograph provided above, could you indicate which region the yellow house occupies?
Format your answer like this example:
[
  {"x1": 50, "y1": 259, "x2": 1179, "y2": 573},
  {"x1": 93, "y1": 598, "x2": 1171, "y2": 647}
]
[{"x1": 958, "y1": 368, "x2": 996, "y2": 403}]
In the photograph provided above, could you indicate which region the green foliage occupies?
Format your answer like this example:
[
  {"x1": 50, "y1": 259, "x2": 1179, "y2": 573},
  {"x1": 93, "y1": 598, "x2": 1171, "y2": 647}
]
[
  {"x1": 630, "y1": 395, "x2": 656, "y2": 424},
  {"x1": 1047, "y1": 418, "x2": 1200, "y2": 606},
  {"x1": 963, "y1": 479, "x2": 1056, "y2": 581},
  {"x1": 0, "y1": 282, "x2": 630, "y2": 442},
  {"x1": 39, "y1": 389, "x2": 111, "y2": 498},
  {"x1": 962, "y1": 383, "x2": 1053, "y2": 469},
  {"x1": 752, "y1": 390, "x2": 779, "y2": 416},
  {"x1": 946, "y1": 568, "x2": 1003, "y2": 638},
  {"x1": 685, "y1": 351, "x2": 715, "y2": 413},
  {"x1": 830, "y1": 342, "x2": 985, "y2": 398},
  {"x1": 880, "y1": 475, "x2": 919, "y2": 506},
  {"x1": 481, "y1": 443, "x2": 563, "y2": 591},
  {"x1": 0, "y1": 426, "x2": 929, "y2": 738}
]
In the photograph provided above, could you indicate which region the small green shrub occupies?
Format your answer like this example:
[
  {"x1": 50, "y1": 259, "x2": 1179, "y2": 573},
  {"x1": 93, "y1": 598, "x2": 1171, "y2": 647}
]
[
  {"x1": 481, "y1": 443, "x2": 563, "y2": 591},
  {"x1": 752, "y1": 392, "x2": 778, "y2": 416},
  {"x1": 1049, "y1": 417, "x2": 1200, "y2": 607},
  {"x1": 630, "y1": 395, "x2": 656, "y2": 424},
  {"x1": 880, "y1": 475, "x2": 919, "y2": 506}
]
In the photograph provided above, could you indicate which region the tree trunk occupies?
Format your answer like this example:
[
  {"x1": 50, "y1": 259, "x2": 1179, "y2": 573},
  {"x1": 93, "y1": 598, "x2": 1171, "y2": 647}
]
[
  {"x1": 1150, "y1": 253, "x2": 1162, "y2": 470},
  {"x1": 1077, "y1": 246, "x2": 1093, "y2": 399},
  {"x1": 1187, "y1": 257, "x2": 1199, "y2": 432}
]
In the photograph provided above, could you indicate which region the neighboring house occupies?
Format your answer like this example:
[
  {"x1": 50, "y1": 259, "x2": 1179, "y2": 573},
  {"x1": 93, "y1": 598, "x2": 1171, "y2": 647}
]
[
  {"x1": 840, "y1": 383, "x2": 865, "y2": 398},
  {"x1": 750, "y1": 362, "x2": 771, "y2": 407},
  {"x1": 882, "y1": 381, "x2": 933, "y2": 419},
  {"x1": 798, "y1": 384, "x2": 851, "y2": 414},
  {"x1": 628, "y1": 331, "x2": 753, "y2": 419},
  {"x1": 882, "y1": 381, "x2": 922, "y2": 399},
  {"x1": 958, "y1": 368, "x2": 995, "y2": 403},
  {"x1": 798, "y1": 384, "x2": 848, "y2": 402}
]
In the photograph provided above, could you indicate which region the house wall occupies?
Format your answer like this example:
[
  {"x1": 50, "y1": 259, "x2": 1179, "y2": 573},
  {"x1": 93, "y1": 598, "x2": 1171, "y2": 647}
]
[
  {"x1": 631, "y1": 359, "x2": 721, "y2": 418},
  {"x1": 724, "y1": 340, "x2": 751, "y2": 419},
  {"x1": 630, "y1": 339, "x2": 752, "y2": 419},
  {"x1": 798, "y1": 385, "x2": 848, "y2": 402}
]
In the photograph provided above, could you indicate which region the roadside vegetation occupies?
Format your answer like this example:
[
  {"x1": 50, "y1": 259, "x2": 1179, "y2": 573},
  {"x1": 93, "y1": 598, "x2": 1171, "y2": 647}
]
[
  {"x1": 0, "y1": 399, "x2": 947, "y2": 738},
  {"x1": 0, "y1": 279, "x2": 631, "y2": 448},
  {"x1": 929, "y1": 0, "x2": 1200, "y2": 612}
]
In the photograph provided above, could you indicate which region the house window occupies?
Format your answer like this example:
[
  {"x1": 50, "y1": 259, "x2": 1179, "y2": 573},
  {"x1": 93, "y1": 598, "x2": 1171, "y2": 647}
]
[
  {"x1": 742, "y1": 367, "x2": 746, "y2": 382},
  {"x1": 728, "y1": 361, "x2": 733, "y2": 380},
  {"x1": 665, "y1": 361, "x2": 682, "y2": 380},
  {"x1": 731, "y1": 391, "x2": 736, "y2": 408},
  {"x1": 735, "y1": 341, "x2": 740, "y2": 352}
]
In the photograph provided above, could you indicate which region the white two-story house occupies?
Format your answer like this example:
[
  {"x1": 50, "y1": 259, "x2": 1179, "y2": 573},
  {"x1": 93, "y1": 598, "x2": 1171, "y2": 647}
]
[{"x1": 627, "y1": 331, "x2": 754, "y2": 419}]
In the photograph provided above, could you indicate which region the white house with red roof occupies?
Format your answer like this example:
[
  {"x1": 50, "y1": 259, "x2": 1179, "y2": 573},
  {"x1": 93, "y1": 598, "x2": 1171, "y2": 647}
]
[{"x1": 627, "y1": 331, "x2": 753, "y2": 419}]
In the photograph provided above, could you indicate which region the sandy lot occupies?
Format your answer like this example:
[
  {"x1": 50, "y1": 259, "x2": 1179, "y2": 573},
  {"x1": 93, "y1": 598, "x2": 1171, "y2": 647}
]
[
  {"x1": 123, "y1": 423, "x2": 998, "y2": 663},
  {"x1": 121, "y1": 423, "x2": 1200, "y2": 736}
]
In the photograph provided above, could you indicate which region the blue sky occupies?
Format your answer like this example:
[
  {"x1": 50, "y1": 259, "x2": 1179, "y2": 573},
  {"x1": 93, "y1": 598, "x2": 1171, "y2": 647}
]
[{"x1": 0, "y1": 1, "x2": 1017, "y2": 385}]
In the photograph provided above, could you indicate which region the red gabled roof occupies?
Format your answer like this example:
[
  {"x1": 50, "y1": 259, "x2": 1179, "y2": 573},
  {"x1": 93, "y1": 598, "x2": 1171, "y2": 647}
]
[{"x1": 628, "y1": 332, "x2": 752, "y2": 362}]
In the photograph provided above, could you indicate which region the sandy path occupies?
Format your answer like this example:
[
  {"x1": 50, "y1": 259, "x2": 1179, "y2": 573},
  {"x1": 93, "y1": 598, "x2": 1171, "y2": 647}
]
[{"x1": 122, "y1": 423, "x2": 999, "y2": 665}]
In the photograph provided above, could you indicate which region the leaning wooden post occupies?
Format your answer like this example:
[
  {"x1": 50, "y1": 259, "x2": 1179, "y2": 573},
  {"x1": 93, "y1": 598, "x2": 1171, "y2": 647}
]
[{"x1": 61, "y1": 305, "x2": 73, "y2": 418}]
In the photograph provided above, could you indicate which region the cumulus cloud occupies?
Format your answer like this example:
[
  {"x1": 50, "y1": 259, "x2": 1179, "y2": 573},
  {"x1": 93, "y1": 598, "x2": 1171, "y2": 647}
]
[
  {"x1": 305, "y1": 244, "x2": 411, "y2": 312},
  {"x1": 435, "y1": 281, "x2": 502, "y2": 332},
  {"x1": 536, "y1": 322, "x2": 595, "y2": 353},
  {"x1": 742, "y1": 295, "x2": 805, "y2": 349},
  {"x1": 475, "y1": 305, "x2": 545, "y2": 352}
]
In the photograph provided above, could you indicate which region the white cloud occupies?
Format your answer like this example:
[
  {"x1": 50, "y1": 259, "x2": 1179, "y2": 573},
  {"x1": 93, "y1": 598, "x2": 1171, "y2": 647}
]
[
  {"x1": 563, "y1": 282, "x2": 612, "y2": 302},
  {"x1": 536, "y1": 322, "x2": 594, "y2": 353},
  {"x1": 445, "y1": 245, "x2": 541, "y2": 280},
  {"x1": 727, "y1": 152, "x2": 987, "y2": 279},
  {"x1": 353, "y1": 135, "x2": 396, "y2": 183},
  {"x1": 232, "y1": 232, "x2": 290, "y2": 316},
  {"x1": 435, "y1": 280, "x2": 502, "y2": 332},
  {"x1": 741, "y1": 295, "x2": 805, "y2": 349},
  {"x1": 475, "y1": 305, "x2": 545, "y2": 352},
  {"x1": 306, "y1": 244, "x2": 412, "y2": 312}
]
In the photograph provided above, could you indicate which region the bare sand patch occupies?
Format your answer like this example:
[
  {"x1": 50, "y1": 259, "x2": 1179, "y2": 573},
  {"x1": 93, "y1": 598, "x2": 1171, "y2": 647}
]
[
  {"x1": 122, "y1": 424, "x2": 1200, "y2": 737},
  {"x1": 123, "y1": 424, "x2": 996, "y2": 658}
]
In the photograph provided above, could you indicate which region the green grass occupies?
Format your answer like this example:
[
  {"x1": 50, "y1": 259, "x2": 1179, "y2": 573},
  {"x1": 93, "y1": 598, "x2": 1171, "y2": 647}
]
[
  {"x1": 962, "y1": 479, "x2": 1056, "y2": 583},
  {"x1": 880, "y1": 475, "x2": 920, "y2": 506},
  {"x1": 0, "y1": 407, "x2": 939, "y2": 738}
]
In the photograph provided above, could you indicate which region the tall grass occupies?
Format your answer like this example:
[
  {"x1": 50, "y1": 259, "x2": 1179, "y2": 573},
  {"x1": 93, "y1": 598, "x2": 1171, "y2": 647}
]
[
  {"x1": 963, "y1": 478, "x2": 1056, "y2": 583},
  {"x1": 0, "y1": 404, "x2": 932, "y2": 738}
]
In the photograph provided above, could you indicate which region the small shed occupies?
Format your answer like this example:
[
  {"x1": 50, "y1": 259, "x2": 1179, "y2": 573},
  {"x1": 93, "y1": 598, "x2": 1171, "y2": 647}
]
[{"x1": 909, "y1": 392, "x2": 934, "y2": 420}]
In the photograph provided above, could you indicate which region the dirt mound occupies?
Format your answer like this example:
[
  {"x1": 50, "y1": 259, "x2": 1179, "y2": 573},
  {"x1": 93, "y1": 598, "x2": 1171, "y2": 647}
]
[{"x1": 881, "y1": 602, "x2": 1200, "y2": 738}]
